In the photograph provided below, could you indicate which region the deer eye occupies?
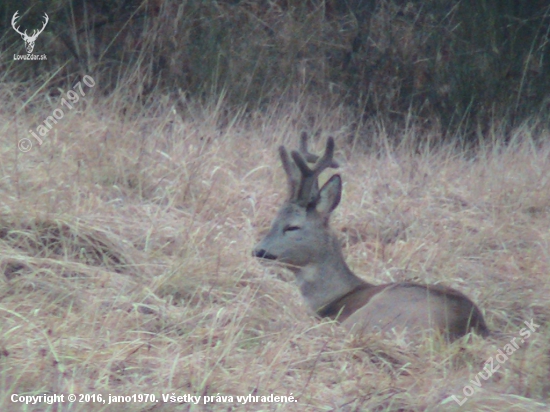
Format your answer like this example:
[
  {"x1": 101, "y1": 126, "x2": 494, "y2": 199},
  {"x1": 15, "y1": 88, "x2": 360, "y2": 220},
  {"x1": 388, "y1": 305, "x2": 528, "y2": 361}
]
[{"x1": 284, "y1": 225, "x2": 301, "y2": 233}]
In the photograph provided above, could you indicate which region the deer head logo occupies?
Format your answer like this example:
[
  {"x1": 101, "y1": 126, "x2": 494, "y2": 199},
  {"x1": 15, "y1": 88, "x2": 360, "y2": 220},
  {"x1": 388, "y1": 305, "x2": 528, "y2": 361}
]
[{"x1": 12, "y1": 11, "x2": 49, "y2": 54}]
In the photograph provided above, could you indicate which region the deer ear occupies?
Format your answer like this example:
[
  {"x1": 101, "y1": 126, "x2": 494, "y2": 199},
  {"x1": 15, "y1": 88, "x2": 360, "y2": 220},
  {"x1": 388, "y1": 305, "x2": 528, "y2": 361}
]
[{"x1": 316, "y1": 174, "x2": 341, "y2": 217}]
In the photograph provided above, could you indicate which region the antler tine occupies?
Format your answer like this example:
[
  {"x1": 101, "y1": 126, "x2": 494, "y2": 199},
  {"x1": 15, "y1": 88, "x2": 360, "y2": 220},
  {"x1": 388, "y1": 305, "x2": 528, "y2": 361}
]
[
  {"x1": 299, "y1": 132, "x2": 339, "y2": 168},
  {"x1": 278, "y1": 145, "x2": 300, "y2": 201},
  {"x1": 278, "y1": 134, "x2": 340, "y2": 205},
  {"x1": 299, "y1": 132, "x2": 320, "y2": 163},
  {"x1": 11, "y1": 11, "x2": 25, "y2": 36},
  {"x1": 291, "y1": 137, "x2": 338, "y2": 205}
]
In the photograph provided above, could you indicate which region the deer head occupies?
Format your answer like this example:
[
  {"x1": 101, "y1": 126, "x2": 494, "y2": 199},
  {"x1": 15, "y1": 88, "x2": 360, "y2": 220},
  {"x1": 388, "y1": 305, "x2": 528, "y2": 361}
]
[
  {"x1": 253, "y1": 134, "x2": 344, "y2": 270},
  {"x1": 12, "y1": 11, "x2": 49, "y2": 54}
]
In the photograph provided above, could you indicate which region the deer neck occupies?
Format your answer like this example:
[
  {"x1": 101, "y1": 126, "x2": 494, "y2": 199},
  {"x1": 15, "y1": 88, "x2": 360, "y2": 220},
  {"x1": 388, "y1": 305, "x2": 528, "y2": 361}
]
[{"x1": 294, "y1": 237, "x2": 371, "y2": 315}]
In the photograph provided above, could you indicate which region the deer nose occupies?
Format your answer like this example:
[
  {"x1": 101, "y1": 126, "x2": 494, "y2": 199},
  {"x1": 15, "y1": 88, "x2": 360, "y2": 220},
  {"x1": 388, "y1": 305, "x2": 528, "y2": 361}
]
[{"x1": 253, "y1": 248, "x2": 278, "y2": 260}]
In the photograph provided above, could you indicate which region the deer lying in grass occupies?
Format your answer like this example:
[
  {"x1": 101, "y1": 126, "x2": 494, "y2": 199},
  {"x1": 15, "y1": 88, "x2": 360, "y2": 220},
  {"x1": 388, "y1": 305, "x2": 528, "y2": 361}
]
[{"x1": 253, "y1": 134, "x2": 489, "y2": 341}]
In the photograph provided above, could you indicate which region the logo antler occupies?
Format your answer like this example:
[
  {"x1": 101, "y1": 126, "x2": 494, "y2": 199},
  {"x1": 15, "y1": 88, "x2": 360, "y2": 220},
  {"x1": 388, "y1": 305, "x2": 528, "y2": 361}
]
[{"x1": 12, "y1": 11, "x2": 49, "y2": 54}]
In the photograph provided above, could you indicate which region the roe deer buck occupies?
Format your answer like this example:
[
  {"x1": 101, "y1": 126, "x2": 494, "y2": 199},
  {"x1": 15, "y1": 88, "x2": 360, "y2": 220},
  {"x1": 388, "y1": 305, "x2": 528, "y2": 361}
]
[{"x1": 253, "y1": 134, "x2": 489, "y2": 341}]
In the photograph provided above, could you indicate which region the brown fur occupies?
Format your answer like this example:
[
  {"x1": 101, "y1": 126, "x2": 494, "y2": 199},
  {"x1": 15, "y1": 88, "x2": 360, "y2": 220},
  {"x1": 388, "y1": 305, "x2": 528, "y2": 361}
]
[{"x1": 319, "y1": 282, "x2": 489, "y2": 340}]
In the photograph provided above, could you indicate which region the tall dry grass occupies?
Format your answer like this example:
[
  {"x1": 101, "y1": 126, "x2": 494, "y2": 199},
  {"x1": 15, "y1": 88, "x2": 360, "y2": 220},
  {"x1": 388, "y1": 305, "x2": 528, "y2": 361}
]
[{"x1": 0, "y1": 84, "x2": 549, "y2": 411}]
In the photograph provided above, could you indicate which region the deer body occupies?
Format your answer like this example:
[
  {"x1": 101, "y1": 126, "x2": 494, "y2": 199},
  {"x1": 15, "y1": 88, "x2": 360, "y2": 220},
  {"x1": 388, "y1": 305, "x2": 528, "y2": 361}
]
[{"x1": 253, "y1": 134, "x2": 489, "y2": 341}]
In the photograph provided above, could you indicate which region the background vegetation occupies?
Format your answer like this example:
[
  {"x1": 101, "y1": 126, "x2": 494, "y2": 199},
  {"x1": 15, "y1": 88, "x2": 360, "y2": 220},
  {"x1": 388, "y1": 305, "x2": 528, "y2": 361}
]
[
  {"x1": 1, "y1": 0, "x2": 549, "y2": 144},
  {"x1": 1, "y1": 1, "x2": 550, "y2": 411}
]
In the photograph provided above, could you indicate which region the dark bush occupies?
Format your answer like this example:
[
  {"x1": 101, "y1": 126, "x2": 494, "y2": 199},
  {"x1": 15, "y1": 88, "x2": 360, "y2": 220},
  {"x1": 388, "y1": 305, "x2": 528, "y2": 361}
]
[{"x1": 2, "y1": 0, "x2": 549, "y2": 144}]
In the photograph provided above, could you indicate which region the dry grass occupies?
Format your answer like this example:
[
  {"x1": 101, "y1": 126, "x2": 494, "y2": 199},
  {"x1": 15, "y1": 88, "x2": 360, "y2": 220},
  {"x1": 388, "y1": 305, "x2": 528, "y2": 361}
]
[{"x1": 0, "y1": 88, "x2": 549, "y2": 411}]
